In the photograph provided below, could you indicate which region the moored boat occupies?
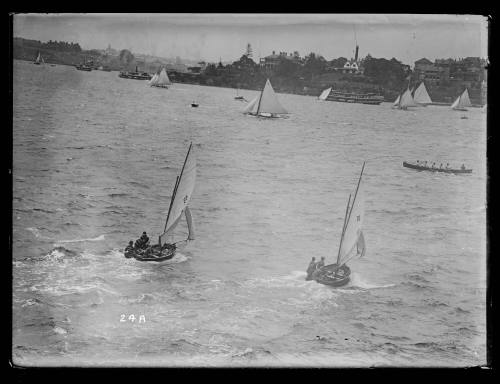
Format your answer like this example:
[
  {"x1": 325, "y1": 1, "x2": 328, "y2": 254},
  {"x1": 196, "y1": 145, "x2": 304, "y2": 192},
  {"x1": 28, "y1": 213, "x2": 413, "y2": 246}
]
[
  {"x1": 124, "y1": 143, "x2": 196, "y2": 262},
  {"x1": 402, "y1": 161, "x2": 472, "y2": 174},
  {"x1": 310, "y1": 163, "x2": 367, "y2": 287},
  {"x1": 76, "y1": 63, "x2": 92, "y2": 71}
]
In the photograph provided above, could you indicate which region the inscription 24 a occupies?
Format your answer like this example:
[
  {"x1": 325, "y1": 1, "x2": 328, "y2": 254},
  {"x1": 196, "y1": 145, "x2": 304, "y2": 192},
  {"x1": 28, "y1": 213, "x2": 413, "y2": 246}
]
[{"x1": 120, "y1": 314, "x2": 146, "y2": 323}]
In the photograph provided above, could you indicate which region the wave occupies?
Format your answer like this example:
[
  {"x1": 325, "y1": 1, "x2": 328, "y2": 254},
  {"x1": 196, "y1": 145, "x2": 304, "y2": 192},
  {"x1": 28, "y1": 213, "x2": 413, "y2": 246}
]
[
  {"x1": 55, "y1": 234, "x2": 105, "y2": 244},
  {"x1": 347, "y1": 273, "x2": 395, "y2": 290},
  {"x1": 26, "y1": 227, "x2": 53, "y2": 240}
]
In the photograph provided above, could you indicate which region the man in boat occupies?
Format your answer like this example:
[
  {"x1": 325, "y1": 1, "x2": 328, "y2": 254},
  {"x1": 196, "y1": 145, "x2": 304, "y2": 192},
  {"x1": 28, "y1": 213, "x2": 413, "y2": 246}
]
[
  {"x1": 124, "y1": 241, "x2": 134, "y2": 258},
  {"x1": 446, "y1": 163, "x2": 450, "y2": 169},
  {"x1": 316, "y1": 257, "x2": 325, "y2": 270},
  {"x1": 306, "y1": 257, "x2": 317, "y2": 280},
  {"x1": 461, "y1": 164, "x2": 466, "y2": 170},
  {"x1": 440, "y1": 163, "x2": 443, "y2": 169},
  {"x1": 431, "y1": 162, "x2": 436, "y2": 169},
  {"x1": 416, "y1": 160, "x2": 420, "y2": 165},
  {"x1": 135, "y1": 232, "x2": 150, "y2": 249}
]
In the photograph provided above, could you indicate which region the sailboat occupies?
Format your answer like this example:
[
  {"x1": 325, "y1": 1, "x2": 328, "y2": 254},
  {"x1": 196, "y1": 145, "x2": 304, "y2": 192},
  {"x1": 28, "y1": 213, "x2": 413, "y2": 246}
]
[
  {"x1": 33, "y1": 51, "x2": 44, "y2": 65},
  {"x1": 318, "y1": 87, "x2": 332, "y2": 100},
  {"x1": 311, "y1": 163, "x2": 366, "y2": 287},
  {"x1": 243, "y1": 79, "x2": 288, "y2": 118},
  {"x1": 125, "y1": 143, "x2": 196, "y2": 262},
  {"x1": 451, "y1": 88, "x2": 472, "y2": 111},
  {"x1": 413, "y1": 82, "x2": 432, "y2": 106},
  {"x1": 393, "y1": 87, "x2": 417, "y2": 110},
  {"x1": 150, "y1": 68, "x2": 171, "y2": 88},
  {"x1": 235, "y1": 88, "x2": 246, "y2": 101}
]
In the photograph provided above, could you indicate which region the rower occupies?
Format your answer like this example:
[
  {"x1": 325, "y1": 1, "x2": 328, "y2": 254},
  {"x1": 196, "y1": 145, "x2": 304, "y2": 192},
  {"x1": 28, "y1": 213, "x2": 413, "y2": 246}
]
[
  {"x1": 124, "y1": 241, "x2": 134, "y2": 258},
  {"x1": 306, "y1": 257, "x2": 317, "y2": 280},
  {"x1": 461, "y1": 163, "x2": 466, "y2": 170},
  {"x1": 446, "y1": 163, "x2": 450, "y2": 169},
  {"x1": 431, "y1": 162, "x2": 436, "y2": 169},
  {"x1": 440, "y1": 163, "x2": 443, "y2": 169}
]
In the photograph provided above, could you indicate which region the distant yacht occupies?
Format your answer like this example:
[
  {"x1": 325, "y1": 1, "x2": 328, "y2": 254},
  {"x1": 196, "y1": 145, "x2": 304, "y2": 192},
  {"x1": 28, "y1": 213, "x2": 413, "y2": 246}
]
[
  {"x1": 451, "y1": 88, "x2": 472, "y2": 111},
  {"x1": 393, "y1": 87, "x2": 417, "y2": 110},
  {"x1": 243, "y1": 79, "x2": 288, "y2": 118},
  {"x1": 150, "y1": 68, "x2": 171, "y2": 88},
  {"x1": 33, "y1": 51, "x2": 44, "y2": 65},
  {"x1": 412, "y1": 82, "x2": 433, "y2": 106}
]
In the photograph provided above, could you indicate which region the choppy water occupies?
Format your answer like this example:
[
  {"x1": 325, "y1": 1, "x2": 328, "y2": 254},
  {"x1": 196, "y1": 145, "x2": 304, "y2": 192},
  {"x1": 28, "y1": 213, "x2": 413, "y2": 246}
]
[{"x1": 12, "y1": 60, "x2": 487, "y2": 367}]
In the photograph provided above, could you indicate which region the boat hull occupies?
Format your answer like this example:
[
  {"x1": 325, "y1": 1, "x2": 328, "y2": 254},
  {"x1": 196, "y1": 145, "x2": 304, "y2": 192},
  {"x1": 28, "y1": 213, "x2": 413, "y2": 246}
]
[
  {"x1": 326, "y1": 92, "x2": 384, "y2": 105},
  {"x1": 403, "y1": 161, "x2": 472, "y2": 174},
  {"x1": 125, "y1": 243, "x2": 176, "y2": 262},
  {"x1": 312, "y1": 264, "x2": 351, "y2": 287},
  {"x1": 151, "y1": 84, "x2": 169, "y2": 88},
  {"x1": 119, "y1": 72, "x2": 151, "y2": 80}
]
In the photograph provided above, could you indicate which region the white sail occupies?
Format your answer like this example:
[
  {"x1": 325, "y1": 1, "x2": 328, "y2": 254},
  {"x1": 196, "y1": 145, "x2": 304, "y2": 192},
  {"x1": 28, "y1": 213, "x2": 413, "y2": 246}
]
[
  {"x1": 255, "y1": 79, "x2": 288, "y2": 115},
  {"x1": 398, "y1": 88, "x2": 417, "y2": 109},
  {"x1": 460, "y1": 89, "x2": 472, "y2": 107},
  {"x1": 243, "y1": 96, "x2": 259, "y2": 114},
  {"x1": 156, "y1": 68, "x2": 171, "y2": 85},
  {"x1": 392, "y1": 94, "x2": 401, "y2": 107},
  {"x1": 452, "y1": 89, "x2": 472, "y2": 110},
  {"x1": 318, "y1": 87, "x2": 332, "y2": 100},
  {"x1": 337, "y1": 167, "x2": 365, "y2": 267},
  {"x1": 413, "y1": 82, "x2": 432, "y2": 105},
  {"x1": 149, "y1": 73, "x2": 159, "y2": 85},
  {"x1": 159, "y1": 144, "x2": 196, "y2": 246},
  {"x1": 184, "y1": 205, "x2": 195, "y2": 240}
]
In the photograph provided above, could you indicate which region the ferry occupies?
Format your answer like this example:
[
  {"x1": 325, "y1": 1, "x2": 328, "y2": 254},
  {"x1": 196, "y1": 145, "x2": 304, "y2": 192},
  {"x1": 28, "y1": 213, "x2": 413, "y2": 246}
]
[
  {"x1": 326, "y1": 89, "x2": 384, "y2": 105},
  {"x1": 75, "y1": 64, "x2": 92, "y2": 71},
  {"x1": 119, "y1": 66, "x2": 152, "y2": 80}
]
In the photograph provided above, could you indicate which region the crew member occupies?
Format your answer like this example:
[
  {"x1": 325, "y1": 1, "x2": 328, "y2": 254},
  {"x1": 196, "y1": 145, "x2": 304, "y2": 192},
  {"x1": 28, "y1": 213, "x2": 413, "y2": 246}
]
[
  {"x1": 306, "y1": 257, "x2": 317, "y2": 280},
  {"x1": 461, "y1": 164, "x2": 466, "y2": 170},
  {"x1": 124, "y1": 241, "x2": 134, "y2": 258},
  {"x1": 316, "y1": 256, "x2": 325, "y2": 270}
]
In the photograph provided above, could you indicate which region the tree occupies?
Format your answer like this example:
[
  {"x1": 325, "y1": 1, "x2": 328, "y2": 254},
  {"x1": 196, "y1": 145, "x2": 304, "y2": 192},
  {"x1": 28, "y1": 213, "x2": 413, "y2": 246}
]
[{"x1": 119, "y1": 49, "x2": 135, "y2": 67}]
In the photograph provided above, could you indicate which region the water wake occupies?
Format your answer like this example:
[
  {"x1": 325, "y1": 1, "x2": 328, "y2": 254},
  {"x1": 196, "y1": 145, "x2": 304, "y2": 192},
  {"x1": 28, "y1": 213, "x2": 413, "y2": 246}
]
[{"x1": 55, "y1": 234, "x2": 105, "y2": 244}]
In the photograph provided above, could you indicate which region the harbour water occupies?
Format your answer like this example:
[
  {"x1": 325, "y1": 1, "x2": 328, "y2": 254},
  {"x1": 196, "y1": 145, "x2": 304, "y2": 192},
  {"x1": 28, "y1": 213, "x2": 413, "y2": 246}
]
[{"x1": 12, "y1": 59, "x2": 487, "y2": 367}]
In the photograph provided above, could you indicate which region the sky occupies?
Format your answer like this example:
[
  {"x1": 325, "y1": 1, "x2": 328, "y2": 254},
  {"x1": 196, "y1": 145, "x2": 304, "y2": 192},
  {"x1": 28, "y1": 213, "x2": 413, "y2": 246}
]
[{"x1": 13, "y1": 14, "x2": 489, "y2": 65}]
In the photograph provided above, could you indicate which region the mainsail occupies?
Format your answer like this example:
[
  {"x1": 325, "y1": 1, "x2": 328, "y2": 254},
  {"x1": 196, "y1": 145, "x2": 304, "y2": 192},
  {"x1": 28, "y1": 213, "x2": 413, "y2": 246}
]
[
  {"x1": 156, "y1": 68, "x2": 171, "y2": 85},
  {"x1": 319, "y1": 87, "x2": 332, "y2": 100},
  {"x1": 413, "y1": 82, "x2": 432, "y2": 105},
  {"x1": 451, "y1": 88, "x2": 472, "y2": 110},
  {"x1": 398, "y1": 88, "x2": 417, "y2": 109},
  {"x1": 336, "y1": 163, "x2": 366, "y2": 267},
  {"x1": 254, "y1": 79, "x2": 288, "y2": 115},
  {"x1": 159, "y1": 143, "x2": 196, "y2": 246}
]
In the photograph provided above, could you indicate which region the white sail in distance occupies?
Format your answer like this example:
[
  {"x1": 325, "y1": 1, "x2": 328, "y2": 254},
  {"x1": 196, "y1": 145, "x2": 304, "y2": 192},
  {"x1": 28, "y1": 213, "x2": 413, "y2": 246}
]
[
  {"x1": 319, "y1": 87, "x2": 332, "y2": 100},
  {"x1": 149, "y1": 73, "x2": 159, "y2": 85},
  {"x1": 398, "y1": 88, "x2": 417, "y2": 109},
  {"x1": 255, "y1": 79, "x2": 288, "y2": 115},
  {"x1": 243, "y1": 96, "x2": 259, "y2": 114},
  {"x1": 451, "y1": 88, "x2": 472, "y2": 110},
  {"x1": 392, "y1": 94, "x2": 401, "y2": 108},
  {"x1": 157, "y1": 68, "x2": 171, "y2": 85},
  {"x1": 337, "y1": 168, "x2": 365, "y2": 267},
  {"x1": 159, "y1": 144, "x2": 196, "y2": 246},
  {"x1": 413, "y1": 82, "x2": 432, "y2": 105}
]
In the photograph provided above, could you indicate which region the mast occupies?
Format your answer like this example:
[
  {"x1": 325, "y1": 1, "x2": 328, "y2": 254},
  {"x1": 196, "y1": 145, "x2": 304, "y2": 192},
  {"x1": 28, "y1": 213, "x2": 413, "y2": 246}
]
[
  {"x1": 337, "y1": 162, "x2": 365, "y2": 266},
  {"x1": 163, "y1": 175, "x2": 180, "y2": 236},
  {"x1": 255, "y1": 80, "x2": 265, "y2": 115},
  {"x1": 336, "y1": 194, "x2": 352, "y2": 266}
]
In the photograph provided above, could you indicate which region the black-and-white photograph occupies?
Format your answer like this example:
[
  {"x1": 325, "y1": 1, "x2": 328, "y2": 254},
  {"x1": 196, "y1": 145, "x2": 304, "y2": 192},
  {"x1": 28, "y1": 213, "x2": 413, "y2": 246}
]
[{"x1": 12, "y1": 13, "x2": 488, "y2": 367}]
